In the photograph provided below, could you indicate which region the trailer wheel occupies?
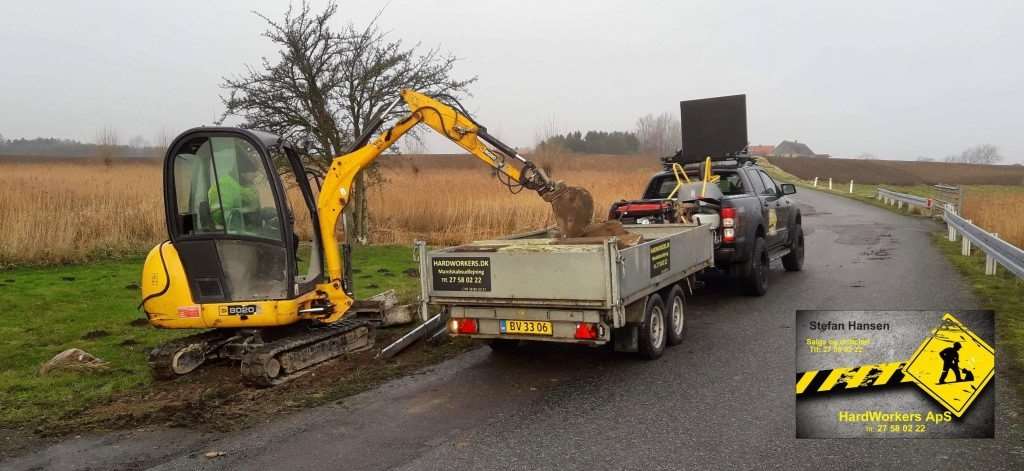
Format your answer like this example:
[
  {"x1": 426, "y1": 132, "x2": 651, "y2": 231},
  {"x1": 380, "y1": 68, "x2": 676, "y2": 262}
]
[
  {"x1": 488, "y1": 339, "x2": 520, "y2": 352},
  {"x1": 638, "y1": 294, "x2": 667, "y2": 359},
  {"x1": 665, "y1": 285, "x2": 686, "y2": 346}
]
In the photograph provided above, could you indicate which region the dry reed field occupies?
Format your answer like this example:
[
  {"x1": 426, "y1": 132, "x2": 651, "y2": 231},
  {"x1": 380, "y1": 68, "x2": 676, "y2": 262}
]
[
  {"x1": 769, "y1": 156, "x2": 1024, "y2": 186},
  {"x1": 962, "y1": 187, "x2": 1024, "y2": 250},
  {"x1": 0, "y1": 160, "x2": 165, "y2": 266},
  {"x1": 0, "y1": 155, "x2": 659, "y2": 266},
  {"x1": 369, "y1": 154, "x2": 659, "y2": 244},
  {"x1": 6, "y1": 155, "x2": 1018, "y2": 268}
]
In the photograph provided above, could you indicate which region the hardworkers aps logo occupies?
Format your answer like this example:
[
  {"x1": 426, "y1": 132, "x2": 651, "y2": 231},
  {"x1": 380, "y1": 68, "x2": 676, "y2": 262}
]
[{"x1": 795, "y1": 311, "x2": 995, "y2": 438}]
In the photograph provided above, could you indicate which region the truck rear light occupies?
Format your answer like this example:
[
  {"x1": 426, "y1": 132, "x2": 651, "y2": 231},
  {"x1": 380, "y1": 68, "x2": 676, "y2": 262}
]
[
  {"x1": 721, "y1": 207, "x2": 737, "y2": 243},
  {"x1": 449, "y1": 318, "x2": 478, "y2": 334},
  {"x1": 721, "y1": 207, "x2": 736, "y2": 228},
  {"x1": 575, "y1": 322, "x2": 599, "y2": 340}
]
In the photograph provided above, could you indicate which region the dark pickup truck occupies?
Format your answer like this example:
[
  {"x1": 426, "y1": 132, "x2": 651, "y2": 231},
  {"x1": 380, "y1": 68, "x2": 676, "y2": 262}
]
[{"x1": 609, "y1": 157, "x2": 804, "y2": 295}]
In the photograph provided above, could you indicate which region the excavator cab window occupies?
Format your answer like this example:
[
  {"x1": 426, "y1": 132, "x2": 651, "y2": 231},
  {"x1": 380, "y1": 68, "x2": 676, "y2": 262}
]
[
  {"x1": 274, "y1": 146, "x2": 326, "y2": 294},
  {"x1": 173, "y1": 137, "x2": 280, "y2": 240},
  {"x1": 166, "y1": 130, "x2": 300, "y2": 303}
]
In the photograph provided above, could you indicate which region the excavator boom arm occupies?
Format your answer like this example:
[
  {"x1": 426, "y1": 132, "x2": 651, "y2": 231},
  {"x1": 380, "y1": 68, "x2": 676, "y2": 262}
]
[{"x1": 312, "y1": 89, "x2": 564, "y2": 322}]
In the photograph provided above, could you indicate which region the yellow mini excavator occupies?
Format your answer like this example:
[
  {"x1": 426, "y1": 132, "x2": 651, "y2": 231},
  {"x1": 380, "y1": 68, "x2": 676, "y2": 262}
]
[{"x1": 140, "y1": 90, "x2": 594, "y2": 385}]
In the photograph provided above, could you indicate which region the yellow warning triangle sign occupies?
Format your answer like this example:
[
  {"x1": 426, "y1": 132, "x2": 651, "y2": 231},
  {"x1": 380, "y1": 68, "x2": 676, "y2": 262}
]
[{"x1": 903, "y1": 313, "x2": 995, "y2": 417}]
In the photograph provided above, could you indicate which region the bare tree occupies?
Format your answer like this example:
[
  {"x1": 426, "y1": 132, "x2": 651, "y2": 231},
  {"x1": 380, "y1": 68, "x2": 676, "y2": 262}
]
[
  {"x1": 153, "y1": 127, "x2": 173, "y2": 158},
  {"x1": 533, "y1": 115, "x2": 562, "y2": 149},
  {"x1": 95, "y1": 126, "x2": 119, "y2": 166},
  {"x1": 401, "y1": 135, "x2": 428, "y2": 155},
  {"x1": 219, "y1": 1, "x2": 475, "y2": 243},
  {"x1": 129, "y1": 135, "x2": 149, "y2": 149},
  {"x1": 635, "y1": 113, "x2": 680, "y2": 156},
  {"x1": 947, "y1": 144, "x2": 1003, "y2": 164}
]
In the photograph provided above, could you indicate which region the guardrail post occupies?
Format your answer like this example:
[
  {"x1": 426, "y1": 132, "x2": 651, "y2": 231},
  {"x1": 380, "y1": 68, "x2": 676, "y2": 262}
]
[
  {"x1": 947, "y1": 223, "x2": 957, "y2": 242},
  {"x1": 961, "y1": 220, "x2": 972, "y2": 256},
  {"x1": 985, "y1": 233, "x2": 999, "y2": 275},
  {"x1": 897, "y1": 200, "x2": 903, "y2": 210}
]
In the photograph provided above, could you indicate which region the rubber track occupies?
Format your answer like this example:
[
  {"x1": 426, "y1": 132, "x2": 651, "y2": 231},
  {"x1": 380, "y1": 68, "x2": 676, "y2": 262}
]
[
  {"x1": 240, "y1": 319, "x2": 374, "y2": 387},
  {"x1": 148, "y1": 330, "x2": 234, "y2": 380}
]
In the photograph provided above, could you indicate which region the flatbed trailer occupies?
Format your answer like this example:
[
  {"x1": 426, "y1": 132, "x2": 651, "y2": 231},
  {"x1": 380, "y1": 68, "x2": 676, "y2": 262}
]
[{"x1": 416, "y1": 223, "x2": 714, "y2": 358}]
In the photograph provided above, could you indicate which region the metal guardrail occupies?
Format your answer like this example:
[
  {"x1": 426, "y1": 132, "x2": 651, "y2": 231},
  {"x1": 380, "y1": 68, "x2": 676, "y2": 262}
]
[
  {"x1": 943, "y1": 205, "x2": 1024, "y2": 278},
  {"x1": 875, "y1": 187, "x2": 1023, "y2": 278},
  {"x1": 876, "y1": 188, "x2": 932, "y2": 211}
]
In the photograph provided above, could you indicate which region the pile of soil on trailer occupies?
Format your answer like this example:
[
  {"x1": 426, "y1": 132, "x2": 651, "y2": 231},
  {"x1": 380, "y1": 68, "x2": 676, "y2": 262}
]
[
  {"x1": 3, "y1": 328, "x2": 474, "y2": 457},
  {"x1": 767, "y1": 156, "x2": 1024, "y2": 185}
]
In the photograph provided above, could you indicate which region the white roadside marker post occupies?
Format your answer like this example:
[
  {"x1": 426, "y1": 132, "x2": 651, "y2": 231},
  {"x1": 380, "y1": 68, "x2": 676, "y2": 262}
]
[
  {"x1": 828, "y1": 178, "x2": 833, "y2": 191},
  {"x1": 985, "y1": 234, "x2": 999, "y2": 275},
  {"x1": 849, "y1": 180, "x2": 854, "y2": 194},
  {"x1": 961, "y1": 220, "x2": 972, "y2": 256},
  {"x1": 813, "y1": 177, "x2": 818, "y2": 187}
]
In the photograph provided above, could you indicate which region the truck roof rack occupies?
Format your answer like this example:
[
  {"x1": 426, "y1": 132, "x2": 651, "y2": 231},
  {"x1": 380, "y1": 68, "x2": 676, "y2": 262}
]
[{"x1": 660, "y1": 151, "x2": 756, "y2": 171}]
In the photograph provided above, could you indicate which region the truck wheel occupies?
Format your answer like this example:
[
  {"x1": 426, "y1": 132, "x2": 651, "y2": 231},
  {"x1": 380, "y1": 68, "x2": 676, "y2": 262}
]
[
  {"x1": 488, "y1": 339, "x2": 520, "y2": 352},
  {"x1": 743, "y1": 237, "x2": 769, "y2": 296},
  {"x1": 665, "y1": 285, "x2": 686, "y2": 346},
  {"x1": 638, "y1": 294, "x2": 667, "y2": 359},
  {"x1": 782, "y1": 224, "x2": 804, "y2": 272}
]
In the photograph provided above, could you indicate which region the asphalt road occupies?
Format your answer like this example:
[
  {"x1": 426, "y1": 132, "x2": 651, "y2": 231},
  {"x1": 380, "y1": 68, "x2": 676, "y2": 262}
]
[{"x1": 7, "y1": 189, "x2": 1023, "y2": 470}]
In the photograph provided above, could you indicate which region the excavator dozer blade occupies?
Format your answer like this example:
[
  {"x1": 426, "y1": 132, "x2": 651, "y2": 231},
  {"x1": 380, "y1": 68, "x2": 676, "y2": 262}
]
[{"x1": 545, "y1": 185, "x2": 595, "y2": 238}]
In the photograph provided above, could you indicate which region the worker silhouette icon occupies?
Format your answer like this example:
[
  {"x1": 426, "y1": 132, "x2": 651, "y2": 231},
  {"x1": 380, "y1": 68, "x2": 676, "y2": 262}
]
[{"x1": 938, "y1": 342, "x2": 967, "y2": 384}]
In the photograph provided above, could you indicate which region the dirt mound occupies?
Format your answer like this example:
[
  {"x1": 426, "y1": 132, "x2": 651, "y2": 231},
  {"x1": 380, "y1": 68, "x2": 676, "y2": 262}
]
[
  {"x1": 40, "y1": 330, "x2": 474, "y2": 437},
  {"x1": 768, "y1": 157, "x2": 1024, "y2": 185},
  {"x1": 39, "y1": 348, "x2": 108, "y2": 375}
]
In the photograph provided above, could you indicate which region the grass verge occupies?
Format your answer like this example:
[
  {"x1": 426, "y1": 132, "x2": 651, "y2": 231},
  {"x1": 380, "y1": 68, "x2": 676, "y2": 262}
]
[{"x1": 0, "y1": 245, "x2": 423, "y2": 429}]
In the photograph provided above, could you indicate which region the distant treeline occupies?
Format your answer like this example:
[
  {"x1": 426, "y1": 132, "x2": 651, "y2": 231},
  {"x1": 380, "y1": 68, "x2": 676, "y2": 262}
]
[
  {"x1": 536, "y1": 130, "x2": 639, "y2": 155},
  {"x1": 0, "y1": 137, "x2": 162, "y2": 158}
]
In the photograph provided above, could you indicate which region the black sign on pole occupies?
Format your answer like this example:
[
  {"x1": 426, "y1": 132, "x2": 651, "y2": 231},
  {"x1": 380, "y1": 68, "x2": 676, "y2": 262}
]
[{"x1": 679, "y1": 94, "x2": 747, "y2": 163}]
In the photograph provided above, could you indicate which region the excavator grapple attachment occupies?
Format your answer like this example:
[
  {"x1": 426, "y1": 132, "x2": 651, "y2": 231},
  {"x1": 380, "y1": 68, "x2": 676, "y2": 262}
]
[{"x1": 544, "y1": 184, "x2": 595, "y2": 238}]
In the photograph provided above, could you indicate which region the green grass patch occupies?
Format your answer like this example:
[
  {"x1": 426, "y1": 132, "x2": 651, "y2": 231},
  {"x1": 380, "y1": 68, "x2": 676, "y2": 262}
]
[{"x1": 0, "y1": 245, "x2": 420, "y2": 428}]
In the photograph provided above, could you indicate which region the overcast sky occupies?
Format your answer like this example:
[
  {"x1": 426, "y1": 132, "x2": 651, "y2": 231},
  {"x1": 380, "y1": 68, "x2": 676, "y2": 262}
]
[{"x1": 2, "y1": 0, "x2": 1022, "y2": 161}]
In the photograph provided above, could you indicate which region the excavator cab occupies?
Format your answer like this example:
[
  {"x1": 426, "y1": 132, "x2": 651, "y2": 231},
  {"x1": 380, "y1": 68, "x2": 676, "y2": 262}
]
[{"x1": 163, "y1": 128, "x2": 325, "y2": 306}]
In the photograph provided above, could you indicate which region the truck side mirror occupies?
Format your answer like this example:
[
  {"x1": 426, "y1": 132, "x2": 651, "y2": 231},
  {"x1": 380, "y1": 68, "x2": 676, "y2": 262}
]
[{"x1": 781, "y1": 183, "x2": 797, "y2": 195}]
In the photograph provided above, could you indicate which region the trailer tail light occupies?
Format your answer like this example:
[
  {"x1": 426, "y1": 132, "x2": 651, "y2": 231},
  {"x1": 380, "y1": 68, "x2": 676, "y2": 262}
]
[
  {"x1": 721, "y1": 207, "x2": 737, "y2": 243},
  {"x1": 575, "y1": 322, "x2": 599, "y2": 340},
  {"x1": 450, "y1": 318, "x2": 478, "y2": 334}
]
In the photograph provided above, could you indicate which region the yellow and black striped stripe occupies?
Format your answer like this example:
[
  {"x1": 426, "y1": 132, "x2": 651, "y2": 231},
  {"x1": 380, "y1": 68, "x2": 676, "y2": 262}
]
[{"x1": 796, "y1": 361, "x2": 912, "y2": 396}]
